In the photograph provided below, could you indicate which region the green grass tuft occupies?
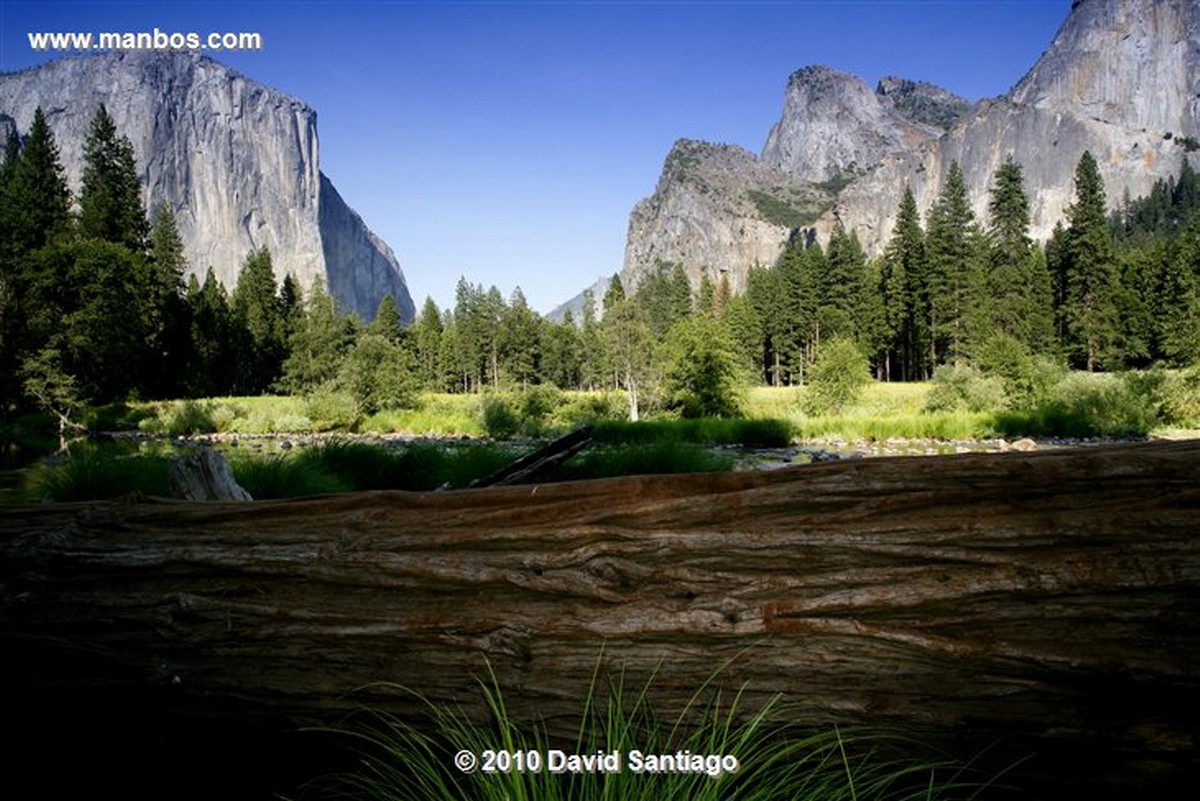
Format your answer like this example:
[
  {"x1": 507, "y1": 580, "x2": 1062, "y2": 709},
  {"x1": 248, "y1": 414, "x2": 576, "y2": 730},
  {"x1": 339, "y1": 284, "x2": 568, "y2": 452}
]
[
  {"x1": 300, "y1": 660, "x2": 1010, "y2": 801},
  {"x1": 22, "y1": 445, "x2": 173, "y2": 502}
]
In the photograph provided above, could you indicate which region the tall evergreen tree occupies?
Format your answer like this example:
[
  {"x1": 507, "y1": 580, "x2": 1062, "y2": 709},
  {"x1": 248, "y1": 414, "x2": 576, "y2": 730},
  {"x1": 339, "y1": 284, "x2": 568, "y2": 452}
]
[
  {"x1": 818, "y1": 226, "x2": 868, "y2": 346},
  {"x1": 1063, "y1": 151, "x2": 1120, "y2": 371},
  {"x1": 1158, "y1": 210, "x2": 1200, "y2": 364},
  {"x1": 412, "y1": 296, "x2": 444, "y2": 390},
  {"x1": 27, "y1": 240, "x2": 154, "y2": 401},
  {"x1": 230, "y1": 246, "x2": 285, "y2": 393},
  {"x1": 986, "y1": 158, "x2": 1054, "y2": 353},
  {"x1": 146, "y1": 205, "x2": 191, "y2": 397},
  {"x1": 925, "y1": 161, "x2": 983, "y2": 365},
  {"x1": 542, "y1": 311, "x2": 584, "y2": 390},
  {"x1": 279, "y1": 275, "x2": 350, "y2": 394},
  {"x1": 370, "y1": 294, "x2": 404, "y2": 343},
  {"x1": 880, "y1": 188, "x2": 926, "y2": 380},
  {"x1": 2, "y1": 107, "x2": 71, "y2": 257},
  {"x1": 78, "y1": 105, "x2": 149, "y2": 252},
  {"x1": 499, "y1": 287, "x2": 540, "y2": 388},
  {"x1": 0, "y1": 107, "x2": 72, "y2": 410},
  {"x1": 185, "y1": 268, "x2": 238, "y2": 396}
]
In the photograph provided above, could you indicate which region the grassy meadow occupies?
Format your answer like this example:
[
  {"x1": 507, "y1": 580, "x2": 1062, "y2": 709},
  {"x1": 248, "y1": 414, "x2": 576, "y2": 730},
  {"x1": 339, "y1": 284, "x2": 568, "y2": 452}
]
[{"x1": 9, "y1": 367, "x2": 1200, "y2": 504}]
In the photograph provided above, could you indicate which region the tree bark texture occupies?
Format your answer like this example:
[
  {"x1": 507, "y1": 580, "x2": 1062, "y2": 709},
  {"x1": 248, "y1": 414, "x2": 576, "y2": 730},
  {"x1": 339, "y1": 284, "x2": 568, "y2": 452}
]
[{"x1": 2, "y1": 440, "x2": 1199, "y2": 797}]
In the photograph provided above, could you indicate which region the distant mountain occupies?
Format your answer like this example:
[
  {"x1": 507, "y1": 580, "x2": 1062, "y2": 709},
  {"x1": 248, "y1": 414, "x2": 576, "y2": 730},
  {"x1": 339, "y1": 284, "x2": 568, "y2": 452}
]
[
  {"x1": 547, "y1": 274, "x2": 610, "y2": 324},
  {"x1": 0, "y1": 51, "x2": 414, "y2": 322},
  {"x1": 611, "y1": 0, "x2": 1199, "y2": 300}
]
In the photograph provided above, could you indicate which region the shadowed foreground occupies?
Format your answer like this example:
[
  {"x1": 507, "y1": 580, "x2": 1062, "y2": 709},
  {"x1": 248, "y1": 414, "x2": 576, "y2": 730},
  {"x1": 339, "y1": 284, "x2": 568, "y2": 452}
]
[{"x1": 2, "y1": 440, "x2": 1198, "y2": 798}]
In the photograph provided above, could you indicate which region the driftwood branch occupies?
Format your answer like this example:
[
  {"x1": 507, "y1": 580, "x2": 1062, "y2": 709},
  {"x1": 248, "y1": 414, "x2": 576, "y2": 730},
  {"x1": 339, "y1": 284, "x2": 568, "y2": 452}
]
[
  {"x1": 470, "y1": 425, "x2": 593, "y2": 487},
  {"x1": 2, "y1": 440, "x2": 1199, "y2": 797}
]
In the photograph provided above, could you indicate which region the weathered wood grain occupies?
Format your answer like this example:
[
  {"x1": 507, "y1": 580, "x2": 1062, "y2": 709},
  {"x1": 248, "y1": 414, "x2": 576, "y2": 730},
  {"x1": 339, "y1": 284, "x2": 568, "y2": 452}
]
[{"x1": 2, "y1": 440, "x2": 1199, "y2": 797}]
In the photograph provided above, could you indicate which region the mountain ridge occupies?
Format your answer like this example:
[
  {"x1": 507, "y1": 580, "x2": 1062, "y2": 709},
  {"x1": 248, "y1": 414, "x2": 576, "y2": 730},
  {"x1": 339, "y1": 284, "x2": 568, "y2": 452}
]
[
  {"x1": 0, "y1": 50, "x2": 415, "y2": 322},
  {"x1": 612, "y1": 0, "x2": 1199, "y2": 304}
]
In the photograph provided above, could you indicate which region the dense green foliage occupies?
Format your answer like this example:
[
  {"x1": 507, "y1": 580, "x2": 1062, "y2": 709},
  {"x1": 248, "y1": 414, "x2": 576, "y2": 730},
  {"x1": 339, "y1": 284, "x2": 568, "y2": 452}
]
[{"x1": 1, "y1": 103, "x2": 1196, "y2": 435}]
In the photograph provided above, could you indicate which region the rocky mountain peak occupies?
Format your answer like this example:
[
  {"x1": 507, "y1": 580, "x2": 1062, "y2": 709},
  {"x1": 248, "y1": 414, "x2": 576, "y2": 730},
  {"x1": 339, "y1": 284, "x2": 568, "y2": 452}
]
[
  {"x1": 760, "y1": 65, "x2": 940, "y2": 182},
  {"x1": 0, "y1": 51, "x2": 414, "y2": 322},
  {"x1": 875, "y1": 77, "x2": 970, "y2": 132}
]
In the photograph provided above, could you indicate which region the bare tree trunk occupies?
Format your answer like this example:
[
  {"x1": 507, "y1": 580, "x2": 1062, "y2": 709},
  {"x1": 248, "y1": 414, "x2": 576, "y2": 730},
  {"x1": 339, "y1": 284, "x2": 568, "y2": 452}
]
[{"x1": 2, "y1": 441, "x2": 1199, "y2": 796}]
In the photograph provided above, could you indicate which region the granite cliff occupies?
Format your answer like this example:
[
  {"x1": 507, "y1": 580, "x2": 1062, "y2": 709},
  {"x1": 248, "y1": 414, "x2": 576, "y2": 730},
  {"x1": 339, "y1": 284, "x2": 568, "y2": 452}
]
[
  {"x1": 837, "y1": 0, "x2": 1200, "y2": 253},
  {"x1": 619, "y1": 0, "x2": 1199, "y2": 297},
  {"x1": 621, "y1": 66, "x2": 967, "y2": 293},
  {"x1": 0, "y1": 51, "x2": 414, "y2": 322}
]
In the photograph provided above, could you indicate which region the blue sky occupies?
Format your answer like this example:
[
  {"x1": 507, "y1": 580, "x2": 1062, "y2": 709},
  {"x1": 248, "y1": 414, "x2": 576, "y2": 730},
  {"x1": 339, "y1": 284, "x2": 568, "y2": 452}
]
[{"x1": 1, "y1": 1, "x2": 1070, "y2": 315}]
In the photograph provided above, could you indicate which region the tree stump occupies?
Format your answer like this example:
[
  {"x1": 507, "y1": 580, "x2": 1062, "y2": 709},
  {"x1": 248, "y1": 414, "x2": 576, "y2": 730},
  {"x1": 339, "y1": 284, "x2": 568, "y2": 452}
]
[{"x1": 167, "y1": 447, "x2": 252, "y2": 501}]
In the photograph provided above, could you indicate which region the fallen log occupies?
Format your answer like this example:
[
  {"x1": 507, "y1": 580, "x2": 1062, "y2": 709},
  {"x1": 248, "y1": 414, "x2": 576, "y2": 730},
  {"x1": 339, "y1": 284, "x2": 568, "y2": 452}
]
[{"x1": 2, "y1": 440, "x2": 1199, "y2": 798}]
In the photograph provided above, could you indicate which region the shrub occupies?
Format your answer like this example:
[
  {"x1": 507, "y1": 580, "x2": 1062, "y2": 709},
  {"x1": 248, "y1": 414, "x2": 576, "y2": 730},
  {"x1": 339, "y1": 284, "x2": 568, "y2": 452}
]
[
  {"x1": 305, "y1": 384, "x2": 361, "y2": 431},
  {"x1": 662, "y1": 315, "x2": 744, "y2": 418},
  {"x1": 1159, "y1": 365, "x2": 1200, "y2": 425},
  {"x1": 923, "y1": 364, "x2": 1007, "y2": 413},
  {"x1": 803, "y1": 337, "x2": 870, "y2": 415},
  {"x1": 1033, "y1": 372, "x2": 1158, "y2": 438},
  {"x1": 554, "y1": 391, "x2": 627, "y2": 428},
  {"x1": 167, "y1": 400, "x2": 217, "y2": 435},
  {"x1": 515, "y1": 385, "x2": 565, "y2": 436},
  {"x1": 480, "y1": 393, "x2": 521, "y2": 440},
  {"x1": 972, "y1": 334, "x2": 1059, "y2": 409}
]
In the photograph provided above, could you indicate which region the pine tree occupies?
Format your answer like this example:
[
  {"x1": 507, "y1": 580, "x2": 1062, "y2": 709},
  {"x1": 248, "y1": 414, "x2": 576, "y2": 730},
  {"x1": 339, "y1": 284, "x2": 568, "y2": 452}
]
[
  {"x1": 412, "y1": 296, "x2": 444, "y2": 390},
  {"x1": 986, "y1": 159, "x2": 1053, "y2": 354},
  {"x1": 231, "y1": 246, "x2": 285, "y2": 393},
  {"x1": 881, "y1": 188, "x2": 926, "y2": 380},
  {"x1": 542, "y1": 312, "x2": 584, "y2": 390},
  {"x1": 0, "y1": 107, "x2": 72, "y2": 409},
  {"x1": 721, "y1": 293, "x2": 764, "y2": 376},
  {"x1": 1063, "y1": 151, "x2": 1120, "y2": 371},
  {"x1": 279, "y1": 276, "x2": 350, "y2": 394},
  {"x1": 2, "y1": 107, "x2": 71, "y2": 256},
  {"x1": 499, "y1": 287, "x2": 540, "y2": 388},
  {"x1": 184, "y1": 269, "x2": 233, "y2": 395},
  {"x1": 147, "y1": 205, "x2": 191, "y2": 396},
  {"x1": 578, "y1": 289, "x2": 607, "y2": 391},
  {"x1": 370, "y1": 294, "x2": 404, "y2": 343},
  {"x1": 818, "y1": 226, "x2": 868, "y2": 346},
  {"x1": 925, "y1": 161, "x2": 983, "y2": 365},
  {"x1": 1158, "y1": 210, "x2": 1200, "y2": 364},
  {"x1": 27, "y1": 240, "x2": 153, "y2": 401},
  {"x1": 78, "y1": 105, "x2": 149, "y2": 252}
]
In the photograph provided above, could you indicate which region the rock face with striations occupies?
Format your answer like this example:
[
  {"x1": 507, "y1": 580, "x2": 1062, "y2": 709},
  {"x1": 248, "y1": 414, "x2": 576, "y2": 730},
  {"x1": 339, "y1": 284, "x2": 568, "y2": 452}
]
[
  {"x1": 622, "y1": 139, "x2": 820, "y2": 295},
  {"x1": 0, "y1": 51, "x2": 414, "y2": 322},
  {"x1": 617, "y1": 0, "x2": 1198, "y2": 299},
  {"x1": 760, "y1": 66, "x2": 948, "y2": 182},
  {"x1": 621, "y1": 68, "x2": 967, "y2": 294},
  {"x1": 837, "y1": 0, "x2": 1200, "y2": 254}
]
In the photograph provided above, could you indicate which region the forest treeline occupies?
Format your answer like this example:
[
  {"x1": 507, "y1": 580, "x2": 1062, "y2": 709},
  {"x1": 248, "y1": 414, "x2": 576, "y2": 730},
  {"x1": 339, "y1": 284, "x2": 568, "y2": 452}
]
[{"x1": 2, "y1": 104, "x2": 1198, "y2": 426}]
